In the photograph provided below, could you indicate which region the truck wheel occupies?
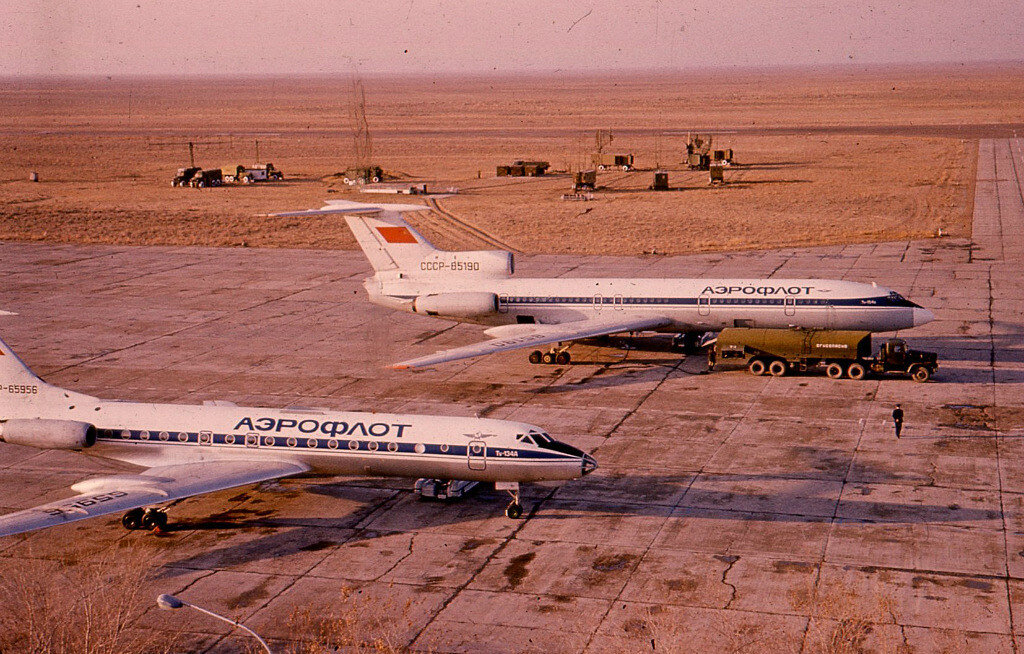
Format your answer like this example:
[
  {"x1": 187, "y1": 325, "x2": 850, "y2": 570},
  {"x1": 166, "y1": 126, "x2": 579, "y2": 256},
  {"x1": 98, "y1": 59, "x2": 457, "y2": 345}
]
[
  {"x1": 768, "y1": 360, "x2": 788, "y2": 377},
  {"x1": 748, "y1": 358, "x2": 767, "y2": 376},
  {"x1": 847, "y1": 362, "x2": 867, "y2": 380},
  {"x1": 598, "y1": 165, "x2": 606, "y2": 171},
  {"x1": 911, "y1": 365, "x2": 931, "y2": 382},
  {"x1": 622, "y1": 165, "x2": 630, "y2": 172},
  {"x1": 371, "y1": 176, "x2": 380, "y2": 183},
  {"x1": 825, "y1": 363, "x2": 844, "y2": 379}
]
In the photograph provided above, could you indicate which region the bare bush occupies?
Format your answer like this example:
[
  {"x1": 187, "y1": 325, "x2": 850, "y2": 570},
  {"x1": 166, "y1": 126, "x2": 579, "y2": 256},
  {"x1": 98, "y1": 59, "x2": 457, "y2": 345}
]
[
  {"x1": 260, "y1": 585, "x2": 422, "y2": 654},
  {"x1": 0, "y1": 545, "x2": 178, "y2": 654}
]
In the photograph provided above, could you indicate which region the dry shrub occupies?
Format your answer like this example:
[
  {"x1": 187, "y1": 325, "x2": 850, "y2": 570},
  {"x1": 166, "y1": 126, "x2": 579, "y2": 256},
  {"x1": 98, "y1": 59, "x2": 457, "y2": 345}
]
[
  {"x1": 0, "y1": 545, "x2": 179, "y2": 654},
  {"x1": 261, "y1": 585, "x2": 423, "y2": 654},
  {"x1": 629, "y1": 606, "x2": 798, "y2": 654},
  {"x1": 796, "y1": 581, "x2": 906, "y2": 654}
]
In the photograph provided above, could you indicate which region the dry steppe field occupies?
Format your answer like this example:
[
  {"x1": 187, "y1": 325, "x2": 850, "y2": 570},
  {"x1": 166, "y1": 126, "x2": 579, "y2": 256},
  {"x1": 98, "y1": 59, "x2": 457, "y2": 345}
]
[{"x1": 1, "y1": 64, "x2": 1021, "y2": 254}]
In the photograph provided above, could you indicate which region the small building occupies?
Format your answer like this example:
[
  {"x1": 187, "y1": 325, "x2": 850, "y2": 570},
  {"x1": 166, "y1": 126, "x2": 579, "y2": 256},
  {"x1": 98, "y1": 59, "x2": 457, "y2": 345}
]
[{"x1": 650, "y1": 171, "x2": 669, "y2": 190}]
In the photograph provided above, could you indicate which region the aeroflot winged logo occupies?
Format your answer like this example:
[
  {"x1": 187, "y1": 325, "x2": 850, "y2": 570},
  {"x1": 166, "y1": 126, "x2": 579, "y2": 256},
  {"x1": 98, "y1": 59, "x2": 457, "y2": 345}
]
[{"x1": 376, "y1": 226, "x2": 418, "y2": 244}]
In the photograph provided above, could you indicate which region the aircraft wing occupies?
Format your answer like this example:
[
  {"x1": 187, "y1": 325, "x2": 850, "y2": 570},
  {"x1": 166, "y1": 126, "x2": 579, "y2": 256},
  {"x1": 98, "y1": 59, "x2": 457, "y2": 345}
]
[
  {"x1": 0, "y1": 459, "x2": 309, "y2": 538},
  {"x1": 392, "y1": 314, "x2": 673, "y2": 369}
]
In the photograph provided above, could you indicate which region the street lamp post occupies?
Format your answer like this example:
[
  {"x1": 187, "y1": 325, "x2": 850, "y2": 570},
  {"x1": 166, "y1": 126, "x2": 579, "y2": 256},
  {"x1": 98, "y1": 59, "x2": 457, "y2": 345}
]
[{"x1": 157, "y1": 593, "x2": 273, "y2": 654}]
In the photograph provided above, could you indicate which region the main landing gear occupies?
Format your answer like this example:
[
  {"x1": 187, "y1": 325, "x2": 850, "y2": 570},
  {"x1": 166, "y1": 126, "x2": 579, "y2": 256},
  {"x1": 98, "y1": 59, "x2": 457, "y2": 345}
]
[
  {"x1": 122, "y1": 507, "x2": 168, "y2": 532},
  {"x1": 528, "y1": 348, "x2": 571, "y2": 365},
  {"x1": 497, "y1": 481, "x2": 523, "y2": 519}
]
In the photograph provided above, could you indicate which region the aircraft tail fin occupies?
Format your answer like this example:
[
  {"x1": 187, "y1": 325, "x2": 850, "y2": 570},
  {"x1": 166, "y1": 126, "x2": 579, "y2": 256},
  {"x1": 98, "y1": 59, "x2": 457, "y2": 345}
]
[
  {"x1": 344, "y1": 212, "x2": 439, "y2": 274},
  {"x1": 0, "y1": 333, "x2": 44, "y2": 387}
]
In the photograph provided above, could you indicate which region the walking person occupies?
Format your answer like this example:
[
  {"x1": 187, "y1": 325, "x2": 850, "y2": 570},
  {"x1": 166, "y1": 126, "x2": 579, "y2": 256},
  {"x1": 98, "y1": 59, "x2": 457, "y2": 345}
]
[{"x1": 892, "y1": 404, "x2": 904, "y2": 438}]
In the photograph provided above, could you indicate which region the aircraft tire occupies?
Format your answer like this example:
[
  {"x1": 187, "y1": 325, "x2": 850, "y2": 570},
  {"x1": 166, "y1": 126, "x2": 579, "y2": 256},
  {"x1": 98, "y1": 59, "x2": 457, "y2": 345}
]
[
  {"x1": 847, "y1": 362, "x2": 867, "y2": 380},
  {"x1": 825, "y1": 363, "x2": 845, "y2": 379},
  {"x1": 122, "y1": 508, "x2": 144, "y2": 530},
  {"x1": 542, "y1": 352, "x2": 556, "y2": 364},
  {"x1": 142, "y1": 509, "x2": 168, "y2": 531},
  {"x1": 911, "y1": 365, "x2": 931, "y2": 383},
  {"x1": 768, "y1": 360, "x2": 788, "y2": 377},
  {"x1": 748, "y1": 358, "x2": 767, "y2": 376},
  {"x1": 555, "y1": 351, "x2": 570, "y2": 365},
  {"x1": 528, "y1": 350, "x2": 543, "y2": 364},
  {"x1": 505, "y1": 503, "x2": 523, "y2": 519}
]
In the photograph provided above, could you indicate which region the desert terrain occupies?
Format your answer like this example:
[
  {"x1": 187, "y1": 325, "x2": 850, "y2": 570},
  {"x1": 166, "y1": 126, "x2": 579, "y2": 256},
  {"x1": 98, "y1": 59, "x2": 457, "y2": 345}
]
[{"x1": 1, "y1": 64, "x2": 1021, "y2": 254}]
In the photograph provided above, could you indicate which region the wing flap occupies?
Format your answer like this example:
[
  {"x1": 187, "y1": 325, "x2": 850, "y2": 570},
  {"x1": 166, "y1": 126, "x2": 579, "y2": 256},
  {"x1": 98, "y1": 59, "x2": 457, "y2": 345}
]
[
  {"x1": 0, "y1": 460, "x2": 309, "y2": 538},
  {"x1": 392, "y1": 314, "x2": 672, "y2": 369}
]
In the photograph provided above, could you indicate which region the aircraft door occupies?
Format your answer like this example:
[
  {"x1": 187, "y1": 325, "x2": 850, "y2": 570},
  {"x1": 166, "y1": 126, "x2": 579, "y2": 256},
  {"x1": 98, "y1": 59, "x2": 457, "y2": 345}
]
[
  {"x1": 497, "y1": 294, "x2": 509, "y2": 313},
  {"x1": 784, "y1": 296, "x2": 796, "y2": 316},
  {"x1": 613, "y1": 294, "x2": 623, "y2": 310},
  {"x1": 467, "y1": 440, "x2": 487, "y2": 470},
  {"x1": 593, "y1": 294, "x2": 603, "y2": 311},
  {"x1": 697, "y1": 294, "x2": 711, "y2": 316}
]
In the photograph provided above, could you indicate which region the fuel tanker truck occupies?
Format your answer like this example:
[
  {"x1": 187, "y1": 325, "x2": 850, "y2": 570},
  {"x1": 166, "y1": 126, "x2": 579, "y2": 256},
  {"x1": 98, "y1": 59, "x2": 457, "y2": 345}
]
[{"x1": 708, "y1": 328, "x2": 937, "y2": 382}]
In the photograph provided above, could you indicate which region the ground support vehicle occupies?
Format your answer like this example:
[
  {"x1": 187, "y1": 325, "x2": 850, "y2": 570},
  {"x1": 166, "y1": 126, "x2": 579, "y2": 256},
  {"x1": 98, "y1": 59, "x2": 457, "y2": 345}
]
[
  {"x1": 711, "y1": 328, "x2": 937, "y2": 381},
  {"x1": 342, "y1": 166, "x2": 383, "y2": 184},
  {"x1": 591, "y1": 153, "x2": 634, "y2": 171},
  {"x1": 225, "y1": 163, "x2": 284, "y2": 183},
  {"x1": 188, "y1": 169, "x2": 223, "y2": 188},
  {"x1": 172, "y1": 167, "x2": 201, "y2": 187}
]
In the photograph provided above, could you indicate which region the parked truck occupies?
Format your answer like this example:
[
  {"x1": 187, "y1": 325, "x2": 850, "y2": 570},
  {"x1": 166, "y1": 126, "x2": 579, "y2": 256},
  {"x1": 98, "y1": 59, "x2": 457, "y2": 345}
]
[
  {"x1": 224, "y1": 163, "x2": 284, "y2": 184},
  {"x1": 710, "y1": 328, "x2": 937, "y2": 382},
  {"x1": 172, "y1": 167, "x2": 201, "y2": 187},
  {"x1": 591, "y1": 153, "x2": 633, "y2": 171}
]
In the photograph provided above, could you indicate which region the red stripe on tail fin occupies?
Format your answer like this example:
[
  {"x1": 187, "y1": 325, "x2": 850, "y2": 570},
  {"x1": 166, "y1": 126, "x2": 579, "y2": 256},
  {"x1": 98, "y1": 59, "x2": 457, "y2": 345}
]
[{"x1": 376, "y1": 226, "x2": 418, "y2": 244}]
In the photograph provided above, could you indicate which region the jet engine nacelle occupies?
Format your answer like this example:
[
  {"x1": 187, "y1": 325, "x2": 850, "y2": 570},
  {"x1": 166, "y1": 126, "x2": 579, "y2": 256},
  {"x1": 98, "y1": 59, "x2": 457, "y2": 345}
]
[
  {"x1": 0, "y1": 419, "x2": 96, "y2": 450},
  {"x1": 417, "y1": 250, "x2": 514, "y2": 278},
  {"x1": 413, "y1": 292, "x2": 499, "y2": 318}
]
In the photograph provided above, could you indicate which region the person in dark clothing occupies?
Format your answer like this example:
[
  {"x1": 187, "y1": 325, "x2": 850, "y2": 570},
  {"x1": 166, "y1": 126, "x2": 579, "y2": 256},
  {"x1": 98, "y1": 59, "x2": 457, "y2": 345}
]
[{"x1": 892, "y1": 404, "x2": 904, "y2": 438}]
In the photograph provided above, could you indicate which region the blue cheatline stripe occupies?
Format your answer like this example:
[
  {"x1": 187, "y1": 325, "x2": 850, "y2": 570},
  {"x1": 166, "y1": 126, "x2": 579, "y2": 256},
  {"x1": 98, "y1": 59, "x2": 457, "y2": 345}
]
[
  {"x1": 498, "y1": 296, "x2": 913, "y2": 308},
  {"x1": 93, "y1": 429, "x2": 572, "y2": 461}
]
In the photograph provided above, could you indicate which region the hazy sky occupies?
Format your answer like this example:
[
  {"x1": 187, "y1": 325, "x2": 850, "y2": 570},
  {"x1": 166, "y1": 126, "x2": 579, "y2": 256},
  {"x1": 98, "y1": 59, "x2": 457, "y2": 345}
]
[{"x1": 2, "y1": 1, "x2": 1022, "y2": 76}]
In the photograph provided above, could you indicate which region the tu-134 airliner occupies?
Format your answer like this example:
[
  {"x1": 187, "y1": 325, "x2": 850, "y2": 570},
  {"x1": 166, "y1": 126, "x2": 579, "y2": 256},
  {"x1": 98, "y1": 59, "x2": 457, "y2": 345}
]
[
  {"x1": 274, "y1": 200, "x2": 935, "y2": 369},
  {"x1": 0, "y1": 322, "x2": 595, "y2": 536}
]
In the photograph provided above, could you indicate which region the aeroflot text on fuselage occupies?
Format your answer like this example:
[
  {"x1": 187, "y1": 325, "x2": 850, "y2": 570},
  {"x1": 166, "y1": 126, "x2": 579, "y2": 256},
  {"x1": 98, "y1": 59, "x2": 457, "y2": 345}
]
[
  {"x1": 233, "y1": 417, "x2": 413, "y2": 438},
  {"x1": 700, "y1": 285, "x2": 816, "y2": 295}
]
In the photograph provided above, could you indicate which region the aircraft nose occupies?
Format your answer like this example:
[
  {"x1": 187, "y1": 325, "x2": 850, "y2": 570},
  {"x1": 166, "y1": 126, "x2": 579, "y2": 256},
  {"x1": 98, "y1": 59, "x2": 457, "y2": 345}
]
[
  {"x1": 913, "y1": 307, "x2": 935, "y2": 327},
  {"x1": 582, "y1": 454, "x2": 598, "y2": 476}
]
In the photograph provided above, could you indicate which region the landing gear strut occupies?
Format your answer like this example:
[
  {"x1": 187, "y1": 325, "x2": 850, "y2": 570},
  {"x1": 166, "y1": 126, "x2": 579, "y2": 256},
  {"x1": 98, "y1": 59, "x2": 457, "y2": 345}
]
[
  {"x1": 529, "y1": 347, "x2": 571, "y2": 365},
  {"x1": 122, "y1": 507, "x2": 168, "y2": 531},
  {"x1": 498, "y1": 482, "x2": 523, "y2": 519}
]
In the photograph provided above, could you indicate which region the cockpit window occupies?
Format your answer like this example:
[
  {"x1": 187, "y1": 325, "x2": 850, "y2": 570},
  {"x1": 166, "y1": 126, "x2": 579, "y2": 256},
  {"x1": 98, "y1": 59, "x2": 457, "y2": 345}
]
[
  {"x1": 530, "y1": 430, "x2": 554, "y2": 445},
  {"x1": 517, "y1": 433, "x2": 536, "y2": 445},
  {"x1": 888, "y1": 291, "x2": 905, "y2": 301}
]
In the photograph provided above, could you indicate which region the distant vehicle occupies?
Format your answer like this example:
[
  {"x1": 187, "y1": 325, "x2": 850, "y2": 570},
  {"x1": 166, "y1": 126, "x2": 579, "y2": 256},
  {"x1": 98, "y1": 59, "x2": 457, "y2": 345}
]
[
  {"x1": 269, "y1": 200, "x2": 935, "y2": 369},
  {"x1": 343, "y1": 166, "x2": 384, "y2": 185},
  {"x1": 711, "y1": 328, "x2": 938, "y2": 382},
  {"x1": 188, "y1": 169, "x2": 223, "y2": 188},
  {"x1": 172, "y1": 167, "x2": 201, "y2": 187},
  {"x1": 591, "y1": 153, "x2": 633, "y2": 171},
  {"x1": 224, "y1": 163, "x2": 284, "y2": 184},
  {"x1": 0, "y1": 324, "x2": 596, "y2": 537},
  {"x1": 496, "y1": 161, "x2": 549, "y2": 177}
]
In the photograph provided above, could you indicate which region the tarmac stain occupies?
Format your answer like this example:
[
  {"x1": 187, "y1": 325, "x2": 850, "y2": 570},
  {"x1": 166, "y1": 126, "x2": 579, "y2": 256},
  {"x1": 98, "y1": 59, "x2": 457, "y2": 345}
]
[
  {"x1": 460, "y1": 538, "x2": 493, "y2": 552},
  {"x1": 227, "y1": 493, "x2": 251, "y2": 502},
  {"x1": 772, "y1": 560, "x2": 814, "y2": 573},
  {"x1": 665, "y1": 577, "x2": 699, "y2": 592},
  {"x1": 225, "y1": 577, "x2": 275, "y2": 610},
  {"x1": 961, "y1": 579, "x2": 993, "y2": 591},
  {"x1": 592, "y1": 553, "x2": 636, "y2": 572},
  {"x1": 714, "y1": 554, "x2": 739, "y2": 565},
  {"x1": 503, "y1": 552, "x2": 536, "y2": 589}
]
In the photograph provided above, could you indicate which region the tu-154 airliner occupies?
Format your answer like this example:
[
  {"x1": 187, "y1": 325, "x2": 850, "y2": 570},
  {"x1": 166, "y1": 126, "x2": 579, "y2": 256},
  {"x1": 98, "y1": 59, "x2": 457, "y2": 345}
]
[
  {"x1": 275, "y1": 200, "x2": 935, "y2": 369},
  {"x1": 0, "y1": 323, "x2": 596, "y2": 537}
]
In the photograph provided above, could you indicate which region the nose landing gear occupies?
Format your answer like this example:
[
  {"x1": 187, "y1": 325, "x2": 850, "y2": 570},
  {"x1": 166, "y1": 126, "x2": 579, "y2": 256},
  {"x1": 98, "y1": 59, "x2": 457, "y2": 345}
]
[{"x1": 498, "y1": 481, "x2": 524, "y2": 519}]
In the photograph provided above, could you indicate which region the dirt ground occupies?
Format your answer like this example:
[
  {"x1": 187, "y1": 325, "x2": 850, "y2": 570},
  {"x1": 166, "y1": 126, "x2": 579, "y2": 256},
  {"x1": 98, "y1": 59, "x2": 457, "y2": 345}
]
[{"x1": 1, "y1": 63, "x2": 1020, "y2": 255}]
